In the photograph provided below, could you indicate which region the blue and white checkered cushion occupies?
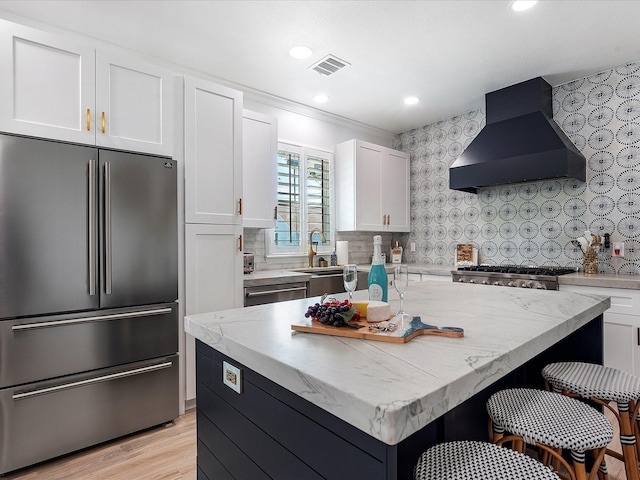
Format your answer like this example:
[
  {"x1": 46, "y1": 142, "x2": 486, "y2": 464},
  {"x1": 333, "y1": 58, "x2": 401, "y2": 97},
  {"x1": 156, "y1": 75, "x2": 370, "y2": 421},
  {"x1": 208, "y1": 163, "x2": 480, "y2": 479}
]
[
  {"x1": 487, "y1": 388, "x2": 613, "y2": 451},
  {"x1": 543, "y1": 362, "x2": 640, "y2": 403},
  {"x1": 413, "y1": 440, "x2": 561, "y2": 479}
]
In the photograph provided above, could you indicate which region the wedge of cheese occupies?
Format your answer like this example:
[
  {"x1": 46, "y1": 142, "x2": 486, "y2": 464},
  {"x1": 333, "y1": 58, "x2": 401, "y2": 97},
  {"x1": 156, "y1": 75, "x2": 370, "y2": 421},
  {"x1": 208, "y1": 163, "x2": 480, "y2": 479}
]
[{"x1": 352, "y1": 301, "x2": 391, "y2": 323}]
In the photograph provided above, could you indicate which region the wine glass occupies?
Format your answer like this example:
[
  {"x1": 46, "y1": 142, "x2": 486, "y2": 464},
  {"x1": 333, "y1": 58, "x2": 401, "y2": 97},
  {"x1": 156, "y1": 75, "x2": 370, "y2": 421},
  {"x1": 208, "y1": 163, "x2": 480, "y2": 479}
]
[
  {"x1": 343, "y1": 264, "x2": 358, "y2": 301},
  {"x1": 393, "y1": 265, "x2": 409, "y2": 316}
]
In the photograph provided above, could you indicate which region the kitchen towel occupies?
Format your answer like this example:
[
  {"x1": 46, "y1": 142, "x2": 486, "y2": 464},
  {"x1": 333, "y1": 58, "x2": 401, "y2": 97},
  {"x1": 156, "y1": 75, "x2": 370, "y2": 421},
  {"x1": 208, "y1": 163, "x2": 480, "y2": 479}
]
[{"x1": 336, "y1": 241, "x2": 349, "y2": 265}]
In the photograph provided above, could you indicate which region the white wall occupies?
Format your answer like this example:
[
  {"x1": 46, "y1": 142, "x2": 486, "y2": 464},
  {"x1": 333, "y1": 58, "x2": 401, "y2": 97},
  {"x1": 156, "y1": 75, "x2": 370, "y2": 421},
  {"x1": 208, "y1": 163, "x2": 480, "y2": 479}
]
[{"x1": 244, "y1": 96, "x2": 395, "y2": 152}]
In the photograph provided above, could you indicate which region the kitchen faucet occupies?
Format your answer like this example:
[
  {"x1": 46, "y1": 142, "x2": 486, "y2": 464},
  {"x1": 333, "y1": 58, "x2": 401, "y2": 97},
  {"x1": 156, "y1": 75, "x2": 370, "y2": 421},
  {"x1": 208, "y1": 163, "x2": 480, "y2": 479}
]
[{"x1": 308, "y1": 228, "x2": 326, "y2": 267}]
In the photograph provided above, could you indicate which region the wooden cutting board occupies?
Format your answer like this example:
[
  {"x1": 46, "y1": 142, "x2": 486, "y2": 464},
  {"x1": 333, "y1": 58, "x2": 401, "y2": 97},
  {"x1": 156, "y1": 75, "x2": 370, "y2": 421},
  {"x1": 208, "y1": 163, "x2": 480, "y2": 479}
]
[{"x1": 291, "y1": 316, "x2": 464, "y2": 344}]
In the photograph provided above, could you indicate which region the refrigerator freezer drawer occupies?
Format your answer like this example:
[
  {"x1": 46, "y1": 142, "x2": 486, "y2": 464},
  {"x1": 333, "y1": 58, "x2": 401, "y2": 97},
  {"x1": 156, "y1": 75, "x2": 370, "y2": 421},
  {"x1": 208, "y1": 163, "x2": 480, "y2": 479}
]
[
  {"x1": 0, "y1": 303, "x2": 178, "y2": 388},
  {"x1": 0, "y1": 354, "x2": 179, "y2": 475}
]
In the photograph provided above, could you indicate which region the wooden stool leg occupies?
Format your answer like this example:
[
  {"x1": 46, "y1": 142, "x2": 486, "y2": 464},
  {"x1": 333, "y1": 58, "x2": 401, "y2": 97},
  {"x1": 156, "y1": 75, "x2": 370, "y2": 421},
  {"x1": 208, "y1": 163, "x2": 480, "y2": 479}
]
[
  {"x1": 571, "y1": 450, "x2": 588, "y2": 480},
  {"x1": 631, "y1": 400, "x2": 640, "y2": 461},
  {"x1": 617, "y1": 401, "x2": 640, "y2": 480},
  {"x1": 592, "y1": 447, "x2": 609, "y2": 480}
]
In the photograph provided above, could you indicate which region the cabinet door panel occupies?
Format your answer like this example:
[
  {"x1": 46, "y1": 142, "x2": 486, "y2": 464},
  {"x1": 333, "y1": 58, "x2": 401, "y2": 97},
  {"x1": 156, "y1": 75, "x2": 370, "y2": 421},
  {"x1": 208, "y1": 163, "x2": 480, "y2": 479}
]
[
  {"x1": 604, "y1": 312, "x2": 635, "y2": 375},
  {"x1": 242, "y1": 110, "x2": 277, "y2": 228},
  {"x1": 96, "y1": 51, "x2": 172, "y2": 155},
  {"x1": 383, "y1": 149, "x2": 410, "y2": 232},
  {"x1": 185, "y1": 77, "x2": 242, "y2": 224},
  {"x1": 0, "y1": 20, "x2": 95, "y2": 144},
  {"x1": 355, "y1": 143, "x2": 383, "y2": 230},
  {"x1": 184, "y1": 223, "x2": 243, "y2": 399}
]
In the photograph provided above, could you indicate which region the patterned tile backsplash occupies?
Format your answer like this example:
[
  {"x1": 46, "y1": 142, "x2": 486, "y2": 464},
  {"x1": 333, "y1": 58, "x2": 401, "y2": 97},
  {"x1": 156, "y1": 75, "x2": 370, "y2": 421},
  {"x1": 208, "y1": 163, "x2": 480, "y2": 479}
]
[{"x1": 393, "y1": 61, "x2": 640, "y2": 274}]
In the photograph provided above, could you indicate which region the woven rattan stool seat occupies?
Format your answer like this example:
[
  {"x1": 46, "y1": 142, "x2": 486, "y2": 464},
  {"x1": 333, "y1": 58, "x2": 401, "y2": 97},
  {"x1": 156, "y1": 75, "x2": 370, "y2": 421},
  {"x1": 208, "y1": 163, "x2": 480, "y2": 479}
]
[
  {"x1": 413, "y1": 440, "x2": 561, "y2": 480},
  {"x1": 543, "y1": 361, "x2": 640, "y2": 480},
  {"x1": 543, "y1": 362, "x2": 640, "y2": 403},
  {"x1": 487, "y1": 388, "x2": 613, "y2": 451}
]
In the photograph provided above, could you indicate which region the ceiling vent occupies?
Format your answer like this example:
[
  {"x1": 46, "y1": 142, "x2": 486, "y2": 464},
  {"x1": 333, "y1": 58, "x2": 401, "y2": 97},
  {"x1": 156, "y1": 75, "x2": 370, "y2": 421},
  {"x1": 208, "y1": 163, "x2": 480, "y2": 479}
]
[{"x1": 309, "y1": 55, "x2": 350, "y2": 76}]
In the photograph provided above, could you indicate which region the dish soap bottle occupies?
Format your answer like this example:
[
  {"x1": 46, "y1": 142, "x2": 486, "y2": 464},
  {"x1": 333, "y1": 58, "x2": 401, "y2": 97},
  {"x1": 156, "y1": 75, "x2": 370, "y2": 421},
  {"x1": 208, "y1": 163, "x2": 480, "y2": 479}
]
[{"x1": 368, "y1": 235, "x2": 388, "y2": 302}]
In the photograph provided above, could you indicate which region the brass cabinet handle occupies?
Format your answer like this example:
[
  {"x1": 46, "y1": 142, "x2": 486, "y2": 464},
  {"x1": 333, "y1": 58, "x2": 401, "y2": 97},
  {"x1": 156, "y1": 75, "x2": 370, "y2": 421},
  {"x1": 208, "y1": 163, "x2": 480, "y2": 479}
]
[
  {"x1": 274, "y1": 206, "x2": 277, "y2": 220},
  {"x1": 238, "y1": 198, "x2": 242, "y2": 215},
  {"x1": 86, "y1": 108, "x2": 91, "y2": 131},
  {"x1": 387, "y1": 214, "x2": 391, "y2": 225},
  {"x1": 238, "y1": 234, "x2": 243, "y2": 251},
  {"x1": 101, "y1": 112, "x2": 105, "y2": 134}
]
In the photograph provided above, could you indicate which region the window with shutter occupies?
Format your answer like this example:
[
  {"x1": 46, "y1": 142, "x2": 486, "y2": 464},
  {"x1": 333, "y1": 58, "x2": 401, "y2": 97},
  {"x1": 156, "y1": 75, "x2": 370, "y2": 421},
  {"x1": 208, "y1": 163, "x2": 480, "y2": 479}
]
[{"x1": 269, "y1": 143, "x2": 334, "y2": 256}]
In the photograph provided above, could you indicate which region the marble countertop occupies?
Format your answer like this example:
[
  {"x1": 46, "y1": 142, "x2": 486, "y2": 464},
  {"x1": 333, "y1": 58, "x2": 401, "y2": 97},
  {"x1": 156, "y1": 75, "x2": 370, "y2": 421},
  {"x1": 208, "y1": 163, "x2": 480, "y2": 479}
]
[
  {"x1": 558, "y1": 272, "x2": 640, "y2": 289},
  {"x1": 185, "y1": 281, "x2": 610, "y2": 445},
  {"x1": 244, "y1": 264, "x2": 639, "y2": 289},
  {"x1": 243, "y1": 270, "x2": 312, "y2": 288}
]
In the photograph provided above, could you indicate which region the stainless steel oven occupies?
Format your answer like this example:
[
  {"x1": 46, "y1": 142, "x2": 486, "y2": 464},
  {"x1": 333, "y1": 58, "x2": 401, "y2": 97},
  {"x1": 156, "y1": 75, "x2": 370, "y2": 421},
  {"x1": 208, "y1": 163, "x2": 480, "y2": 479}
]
[{"x1": 244, "y1": 282, "x2": 308, "y2": 307}]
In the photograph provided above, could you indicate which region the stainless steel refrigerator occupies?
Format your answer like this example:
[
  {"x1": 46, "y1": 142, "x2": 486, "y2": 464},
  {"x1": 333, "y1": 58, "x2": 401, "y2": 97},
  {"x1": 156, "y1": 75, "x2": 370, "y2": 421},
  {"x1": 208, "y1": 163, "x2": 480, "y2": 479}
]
[{"x1": 0, "y1": 133, "x2": 179, "y2": 475}]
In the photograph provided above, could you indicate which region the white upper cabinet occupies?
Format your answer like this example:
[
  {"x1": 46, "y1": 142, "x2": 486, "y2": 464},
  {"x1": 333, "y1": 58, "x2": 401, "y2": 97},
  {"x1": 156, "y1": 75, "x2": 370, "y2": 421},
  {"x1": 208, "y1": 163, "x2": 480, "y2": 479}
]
[
  {"x1": 0, "y1": 19, "x2": 96, "y2": 145},
  {"x1": 95, "y1": 50, "x2": 172, "y2": 156},
  {"x1": 184, "y1": 76, "x2": 243, "y2": 224},
  {"x1": 242, "y1": 110, "x2": 277, "y2": 228},
  {"x1": 335, "y1": 139, "x2": 410, "y2": 232},
  {"x1": 0, "y1": 19, "x2": 173, "y2": 156}
]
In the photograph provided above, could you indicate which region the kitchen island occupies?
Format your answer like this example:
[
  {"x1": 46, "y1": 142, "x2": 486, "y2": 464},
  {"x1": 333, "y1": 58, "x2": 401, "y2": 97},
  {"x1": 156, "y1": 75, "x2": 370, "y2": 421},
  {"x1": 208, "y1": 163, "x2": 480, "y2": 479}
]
[{"x1": 185, "y1": 281, "x2": 610, "y2": 480}]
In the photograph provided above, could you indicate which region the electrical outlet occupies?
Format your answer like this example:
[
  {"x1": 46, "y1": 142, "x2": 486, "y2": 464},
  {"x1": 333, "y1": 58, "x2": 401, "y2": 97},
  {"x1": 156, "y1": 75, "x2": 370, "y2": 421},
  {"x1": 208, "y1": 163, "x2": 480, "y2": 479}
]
[
  {"x1": 223, "y1": 361, "x2": 242, "y2": 394},
  {"x1": 612, "y1": 242, "x2": 625, "y2": 257},
  {"x1": 410, "y1": 242, "x2": 416, "y2": 252}
]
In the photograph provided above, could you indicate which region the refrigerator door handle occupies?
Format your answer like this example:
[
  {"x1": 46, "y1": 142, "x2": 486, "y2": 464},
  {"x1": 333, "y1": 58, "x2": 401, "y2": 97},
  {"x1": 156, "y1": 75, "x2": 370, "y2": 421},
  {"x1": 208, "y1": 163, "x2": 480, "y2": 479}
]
[
  {"x1": 12, "y1": 361, "x2": 174, "y2": 400},
  {"x1": 11, "y1": 307, "x2": 173, "y2": 331},
  {"x1": 104, "y1": 161, "x2": 112, "y2": 294},
  {"x1": 88, "y1": 159, "x2": 97, "y2": 296}
]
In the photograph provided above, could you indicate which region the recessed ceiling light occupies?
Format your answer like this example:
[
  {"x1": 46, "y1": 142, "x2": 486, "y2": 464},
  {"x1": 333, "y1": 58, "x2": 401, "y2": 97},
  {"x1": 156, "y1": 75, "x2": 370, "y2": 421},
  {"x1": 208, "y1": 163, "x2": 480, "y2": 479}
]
[
  {"x1": 404, "y1": 97, "x2": 420, "y2": 105},
  {"x1": 313, "y1": 94, "x2": 329, "y2": 103},
  {"x1": 289, "y1": 45, "x2": 313, "y2": 59},
  {"x1": 511, "y1": 0, "x2": 538, "y2": 12}
]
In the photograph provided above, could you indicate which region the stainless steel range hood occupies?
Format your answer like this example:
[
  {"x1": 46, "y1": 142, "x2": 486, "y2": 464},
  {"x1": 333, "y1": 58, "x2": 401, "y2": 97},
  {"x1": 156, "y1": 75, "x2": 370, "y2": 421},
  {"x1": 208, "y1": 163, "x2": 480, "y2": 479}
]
[{"x1": 449, "y1": 77, "x2": 586, "y2": 194}]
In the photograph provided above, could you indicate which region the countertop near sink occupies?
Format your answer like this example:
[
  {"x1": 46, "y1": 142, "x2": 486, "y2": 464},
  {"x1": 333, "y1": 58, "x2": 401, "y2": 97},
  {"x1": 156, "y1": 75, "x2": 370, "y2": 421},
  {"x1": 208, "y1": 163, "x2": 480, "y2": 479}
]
[
  {"x1": 243, "y1": 264, "x2": 453, "y2": 288},
  {"x1": 243, "y1": 270, "x2": 311, "y2": 288}
]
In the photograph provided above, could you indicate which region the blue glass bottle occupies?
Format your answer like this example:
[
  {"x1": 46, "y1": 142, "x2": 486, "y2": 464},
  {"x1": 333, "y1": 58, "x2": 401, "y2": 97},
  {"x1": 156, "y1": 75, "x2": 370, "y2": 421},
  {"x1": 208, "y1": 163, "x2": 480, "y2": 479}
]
[{"x1": 368, "y1": 235, "x2": 388, "y2": 302}]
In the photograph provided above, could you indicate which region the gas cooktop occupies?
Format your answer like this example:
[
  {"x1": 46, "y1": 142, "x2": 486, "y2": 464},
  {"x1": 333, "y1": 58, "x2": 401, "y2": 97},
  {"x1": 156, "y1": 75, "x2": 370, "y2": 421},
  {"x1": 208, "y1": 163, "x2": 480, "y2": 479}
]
[
  {"x1": 455, "y1": 265, "x2": 577, "y2": 276},
  {"x1": 452, "y1": 265, "x2": 578, "y2": 290}
]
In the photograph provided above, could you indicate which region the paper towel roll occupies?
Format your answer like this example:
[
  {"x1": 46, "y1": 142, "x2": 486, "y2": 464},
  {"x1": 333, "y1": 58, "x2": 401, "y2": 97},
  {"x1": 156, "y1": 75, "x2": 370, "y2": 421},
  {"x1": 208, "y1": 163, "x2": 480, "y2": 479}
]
[{"x1": 336, "y1": 241, "x2": 349, "y2": 265}]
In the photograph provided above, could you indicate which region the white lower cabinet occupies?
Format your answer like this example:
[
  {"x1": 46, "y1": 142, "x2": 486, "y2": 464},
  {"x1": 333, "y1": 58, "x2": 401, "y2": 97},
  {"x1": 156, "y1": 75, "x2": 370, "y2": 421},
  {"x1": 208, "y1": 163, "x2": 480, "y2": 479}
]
[
  {"x1": 184, "y1": 223, "x2": 243, "y2": 400},
  {"x1": 560, "y1": 285, "x2": 640, "y2": 376}
]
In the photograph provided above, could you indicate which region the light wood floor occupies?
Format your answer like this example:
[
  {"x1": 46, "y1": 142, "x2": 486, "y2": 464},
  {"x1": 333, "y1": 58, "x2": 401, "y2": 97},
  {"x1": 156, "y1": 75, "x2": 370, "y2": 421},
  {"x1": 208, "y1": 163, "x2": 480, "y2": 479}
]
[
  {"x1": 0, "y1": 406, "x2": 632, "y2": 480},
  {"x1": 3, "y1": 410, "x2": 197, "y2": 480}
]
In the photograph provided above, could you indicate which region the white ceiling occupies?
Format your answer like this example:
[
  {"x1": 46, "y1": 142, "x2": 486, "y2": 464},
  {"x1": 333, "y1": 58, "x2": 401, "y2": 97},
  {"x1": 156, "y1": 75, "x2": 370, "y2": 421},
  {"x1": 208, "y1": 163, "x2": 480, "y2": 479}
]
[{"x1": 1, "y1": 0, "x2": 640, "y2": 134}]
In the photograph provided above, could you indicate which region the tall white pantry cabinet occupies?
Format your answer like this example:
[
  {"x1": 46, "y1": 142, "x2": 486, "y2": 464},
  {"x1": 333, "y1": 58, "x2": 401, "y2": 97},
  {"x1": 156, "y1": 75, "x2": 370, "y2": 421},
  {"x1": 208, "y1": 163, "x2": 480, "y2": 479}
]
[
  {"x1": 0, "y1": 19, "x2": 172, "y2": 156},
  {"x1": 183, "y1": 77, "x2": 244, "y2": 401}
]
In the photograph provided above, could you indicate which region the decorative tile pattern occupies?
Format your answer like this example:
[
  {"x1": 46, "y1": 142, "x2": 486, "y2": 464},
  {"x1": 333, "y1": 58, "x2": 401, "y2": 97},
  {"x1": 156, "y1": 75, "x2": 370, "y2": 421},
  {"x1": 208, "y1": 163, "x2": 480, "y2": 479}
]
[{"x1": 394, "y1": 61, "x2": 640, "y2": 274}]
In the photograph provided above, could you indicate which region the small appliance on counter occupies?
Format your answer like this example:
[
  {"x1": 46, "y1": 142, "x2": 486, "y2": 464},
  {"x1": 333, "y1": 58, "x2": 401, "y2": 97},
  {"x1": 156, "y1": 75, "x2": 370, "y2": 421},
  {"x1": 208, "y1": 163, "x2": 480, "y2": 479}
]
[{"x1": 244, "y1": 253, "x2": 255, "y2": 273}]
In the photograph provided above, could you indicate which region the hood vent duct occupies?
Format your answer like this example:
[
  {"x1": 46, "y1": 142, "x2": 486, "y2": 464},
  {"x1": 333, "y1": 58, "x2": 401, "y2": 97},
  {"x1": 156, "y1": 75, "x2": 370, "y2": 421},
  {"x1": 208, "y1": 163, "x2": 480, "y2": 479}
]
[{"x1": 449, "y1": 77, "x2": 586, "y2": 194}]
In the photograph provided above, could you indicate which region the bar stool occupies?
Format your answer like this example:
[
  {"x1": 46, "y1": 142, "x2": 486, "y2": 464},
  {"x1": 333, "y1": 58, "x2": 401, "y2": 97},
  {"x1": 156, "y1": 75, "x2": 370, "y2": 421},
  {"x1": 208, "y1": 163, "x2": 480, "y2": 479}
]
[
  {"x1": 543, "y1": 362, "x2": 640, "y2": 480},
  {"x1": 487, "y1": 388, "x2": 613, "y2": 480},
  {"x1": 413, "y1": 440, "x2": 562, "y2": 479}
]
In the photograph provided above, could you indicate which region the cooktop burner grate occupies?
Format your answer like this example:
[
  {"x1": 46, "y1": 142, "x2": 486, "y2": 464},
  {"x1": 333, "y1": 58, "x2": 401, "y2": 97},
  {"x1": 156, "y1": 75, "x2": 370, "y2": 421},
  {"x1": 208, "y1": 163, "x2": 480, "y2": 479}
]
[{"x1": 456, "y1": 265, "x2": 577, "y2": 276}]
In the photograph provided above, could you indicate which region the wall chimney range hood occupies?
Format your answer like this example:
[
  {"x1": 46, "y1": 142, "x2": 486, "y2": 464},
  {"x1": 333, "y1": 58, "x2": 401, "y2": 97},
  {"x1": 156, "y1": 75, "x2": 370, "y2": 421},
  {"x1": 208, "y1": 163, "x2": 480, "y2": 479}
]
[{"x1": 449, "y1": 77, "x2": 586, "y2": 194}]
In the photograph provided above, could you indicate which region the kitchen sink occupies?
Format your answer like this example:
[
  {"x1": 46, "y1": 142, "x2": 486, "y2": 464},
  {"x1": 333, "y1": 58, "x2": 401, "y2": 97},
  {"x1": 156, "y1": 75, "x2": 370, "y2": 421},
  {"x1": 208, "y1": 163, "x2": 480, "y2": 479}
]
[{"x1": 291, "y1": 266, "x2": 345, "y2": 276}]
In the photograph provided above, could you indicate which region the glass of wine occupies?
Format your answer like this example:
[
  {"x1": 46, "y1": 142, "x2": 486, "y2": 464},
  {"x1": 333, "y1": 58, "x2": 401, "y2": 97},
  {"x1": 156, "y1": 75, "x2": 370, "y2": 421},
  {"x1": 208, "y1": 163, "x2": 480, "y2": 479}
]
[
  {"x1": 343, "y1": 264, "x2": 358, "y2": 301},
  {"x1": 393, "y1": 265, "x2": 409, "y2": 316}
]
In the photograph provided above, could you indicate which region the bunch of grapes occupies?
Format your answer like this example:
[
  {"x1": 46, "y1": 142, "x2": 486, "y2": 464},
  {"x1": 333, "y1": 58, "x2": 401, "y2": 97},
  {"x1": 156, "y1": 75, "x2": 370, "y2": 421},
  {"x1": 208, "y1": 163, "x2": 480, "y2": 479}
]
[{"x1": 305, "y1": 299, "x2": 360, "y2": 327}]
